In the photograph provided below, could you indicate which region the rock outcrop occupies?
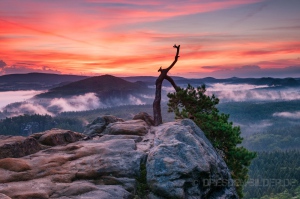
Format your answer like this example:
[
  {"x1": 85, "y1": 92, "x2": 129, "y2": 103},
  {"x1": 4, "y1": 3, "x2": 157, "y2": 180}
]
[
  {"x1": 0, "y1": 116, "x2": 238, "y2": 199},
  {"x1": 35, "y1": 129, "x2": 84, "y2": 146},
  {"x1": 103, "y1": 119, "x2": 149, "y2": 136},
  {"x1": 0, "y1": 129, "x2": 84, "y2": 159},
  {"x1": 83, "y1": 115, "x2": 124, "y2": 137},
  {"x1": 0, "y1": 136, "x2": 42, "y2": 159},
  {"x1": 133, "y1": 112, "x2": 155, "y2": 126},
  {"x1": 144, "y1": 120, "x2": 237, "y2": 198}
]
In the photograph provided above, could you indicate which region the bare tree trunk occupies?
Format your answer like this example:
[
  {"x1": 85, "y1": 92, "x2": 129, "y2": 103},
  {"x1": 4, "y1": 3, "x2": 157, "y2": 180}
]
[{"x1": 153, "y1": 45, "x2": 180, "y2": 126}]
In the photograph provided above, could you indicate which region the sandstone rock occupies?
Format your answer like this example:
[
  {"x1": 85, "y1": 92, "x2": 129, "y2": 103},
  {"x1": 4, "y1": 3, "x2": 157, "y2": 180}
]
[
  {"x1": 143, "y1": 119, "x2": 238, "y2": 198},
  {"x1": 50, "y1": 181, "x2": 132, "y2": 199},
  {"x1": 98, "y1": 135, "x2": 143, "y2": 143},
  {"x1": 0, "y1": 136, "x2": 42, "y2": 159},
  {"x1": 73, "y1": 185, "x2": 132, "y2": 199},
  {"x1": 103, "y1": 119, "x2": 149, "y2": 136},
  {"x1": 37, "y1": 129, "x2": 84, "y2": 146},
  {"x1": 0, "y1": 138, "x2": 145, "y2": 198},
  {"x1": 0, "y1": 158, "x2": 31, "y2": 172},
  {"x1": 133, "y1": 112, "x2": 155, "y2": 126},
  {"x1": 0, "y1": 193, "x2": 11, "y2": 199},
  {"x1": 84, "y1": 115, "x2": 124, "y2": 137},
  {"x1": 0, "y1": 118, "x2": 238, "y2": 199},
  {"x1": 0, "y1": 178, "x2": 52, "y2": 199}
]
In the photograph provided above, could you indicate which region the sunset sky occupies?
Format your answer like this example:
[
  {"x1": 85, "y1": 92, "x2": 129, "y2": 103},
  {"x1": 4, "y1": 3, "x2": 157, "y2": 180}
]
[{"x1": 0, "y1": 0, "x2": 299, "y2": 78}]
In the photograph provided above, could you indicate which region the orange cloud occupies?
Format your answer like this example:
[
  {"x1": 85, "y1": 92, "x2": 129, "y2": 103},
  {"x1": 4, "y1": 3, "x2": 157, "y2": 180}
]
[{"x1": 0, "y1": 0, "x2": 299, "y2": 77}]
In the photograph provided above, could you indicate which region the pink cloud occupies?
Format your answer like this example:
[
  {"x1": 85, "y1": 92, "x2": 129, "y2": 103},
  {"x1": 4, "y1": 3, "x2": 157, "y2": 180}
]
[{"x1": 0, "y1": 0, "x2": 299, "y2": 77}]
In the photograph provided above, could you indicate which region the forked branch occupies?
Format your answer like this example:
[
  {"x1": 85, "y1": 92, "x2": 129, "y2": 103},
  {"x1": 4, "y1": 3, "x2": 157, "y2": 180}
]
[{"x1": 153, "y1": 44, "x2": 180, "y2": 126}]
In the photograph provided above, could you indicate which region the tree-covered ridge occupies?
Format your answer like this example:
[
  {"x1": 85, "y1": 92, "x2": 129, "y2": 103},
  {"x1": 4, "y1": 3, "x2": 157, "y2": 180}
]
[
  {"x1": 244, "y1": 150, "x2": 300, "y2": 199},
  {"x1": 243, "y1": 125, "x2": 300, "y2": 151},
  {"x1": 217, "y1": 100, "x2": 300, "y2": 125},
  {"x1": 218, "y1": 100, "x2": 300, "y2": 151},
  {"x1": 0, "y1": 114, "x2": 84, "y2": 135}
]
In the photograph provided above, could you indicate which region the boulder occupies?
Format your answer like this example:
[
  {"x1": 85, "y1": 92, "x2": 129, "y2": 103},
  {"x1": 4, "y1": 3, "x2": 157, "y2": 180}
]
[
  {"x1": 133, "y1": 112, "x2": 155, "y2": 126},
  {"x1": 37, "y1": 129, "x2": 84, "y2": 146},
  {"x1": 83, "y1": 115, "x2": 124, "y2": 137},
  {"x1": 0, "y1": 136, "x2": 42, "y2": 159},
  {"x1": 103, "y1": 120, "x2": 149, "y2": 136},
  {"x1": 143, "y1": 119, "x2": 238, "y2": 198}
]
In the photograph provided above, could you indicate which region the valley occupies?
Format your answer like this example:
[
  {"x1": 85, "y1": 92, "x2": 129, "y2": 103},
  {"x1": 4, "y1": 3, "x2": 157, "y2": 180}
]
[{"x1": 0, "y1": 73, "x2": 300, "y2": 198}]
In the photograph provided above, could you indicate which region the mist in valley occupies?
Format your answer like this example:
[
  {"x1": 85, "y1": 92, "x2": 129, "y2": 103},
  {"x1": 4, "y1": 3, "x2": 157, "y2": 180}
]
[
  {"x1": 1, "y1": 83, "x2": 300, "y2": 118},
  {"x1": 0, "y1": 91, "x2": 155, "y2": 119},
  {"x1": 1, "y1": 82, "x2": 300, "y2": 145},
  {"x1": 1, "y1": 78, "x2": 300, "y2": 199}
]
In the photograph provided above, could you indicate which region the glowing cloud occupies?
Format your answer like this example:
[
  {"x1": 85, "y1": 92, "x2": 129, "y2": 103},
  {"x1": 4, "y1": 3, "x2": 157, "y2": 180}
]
[{"x1": 0, "y1": 0, "x2": 299, "y2": 77}]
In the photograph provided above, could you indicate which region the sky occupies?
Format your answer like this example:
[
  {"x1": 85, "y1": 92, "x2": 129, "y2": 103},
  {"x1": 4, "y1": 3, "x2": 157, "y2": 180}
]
[{"x1": 0, "y1": 0, "x2": 300, "y2": 78}]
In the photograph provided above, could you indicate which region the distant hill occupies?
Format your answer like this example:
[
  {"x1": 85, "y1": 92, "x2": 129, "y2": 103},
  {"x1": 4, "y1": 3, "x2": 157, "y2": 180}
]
[
  {"x1": 122, "y1": 76, "x2": 300, "y2": 87},
  {"x1": 36, "y1": 75, "x2": 151, "y2": 99},
  {"x1": 0, "y1": 72, "x2": 299, "y2": 92},
  {"x1": 254, "y1": 77, "x2": 299, "y2": 87},
  {"x1": 121, "y1": 76, "x2": 187, "y2": 83},
  {"x1": 0, "y1": 73, "x2": 88, "y2": 91}
]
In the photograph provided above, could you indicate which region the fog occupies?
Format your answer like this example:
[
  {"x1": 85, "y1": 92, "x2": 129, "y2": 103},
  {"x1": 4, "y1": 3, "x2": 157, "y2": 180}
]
[
  {"x1": 205, "y1": 83, "x2": 300, "y2": 102},
  {"x1": 4, "y1": 102, "x2": 53, "y2": 117},
  {"x1": 273, "y1": 111, "x2": 300, "y2": 119},
  {"x1": 0, "y1": 90, "x2": 44, "y2": 108},
  {"x1": 0, "y1": 92, "x2": 152, "y2": 118},
  {"x1": 1, "y1": 83, "x2": 300, "y2": 119},
  {"x1": 237, "y1": 120, "x2": 273, "y2": 136},
  {"x1": 208, "y1": 83, "x2": 268, "y2": 91},
  {"x1": 48, "y1": 93, "x2": 102, "y2": 112},
  {"x1": 162, "y1": 83, "x2": 300, "y2": 102}
]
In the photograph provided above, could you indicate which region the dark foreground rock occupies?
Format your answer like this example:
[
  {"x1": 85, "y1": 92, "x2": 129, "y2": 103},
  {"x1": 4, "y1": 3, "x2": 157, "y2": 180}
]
[
  {"x1": 0, "y1": 136, "x2": 42, "y2": 159},
  {"x1": 83, "y1": 115, "x2": 124, "y2": 137},
  {"x1": 103, "y1": 119, "x2": 149, "y2": 136},
  {"x1": 0, "y1": 129, "x2": 84, "y2": 159},
  {"x1": 0, "y1": 118, "x2": 238, "y2": 199},
  {"x1": 36, "y1": 129, "x2": 85, "y2": 146},
  {"x1": 133, "y1": 112, "x2": 155, "y2": 126}
]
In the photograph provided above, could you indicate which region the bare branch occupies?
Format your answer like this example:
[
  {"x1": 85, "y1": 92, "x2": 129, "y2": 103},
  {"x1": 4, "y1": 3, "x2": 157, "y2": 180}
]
[
  {"x1": 153, "y1": 45, "x2": 181, "y2": 126},
  {"x1": 166, "y1": 44, "x2": 180, "y2": 72},
  {"x1": 165, "y1": 75, "x2": 179, "y2": 91}
]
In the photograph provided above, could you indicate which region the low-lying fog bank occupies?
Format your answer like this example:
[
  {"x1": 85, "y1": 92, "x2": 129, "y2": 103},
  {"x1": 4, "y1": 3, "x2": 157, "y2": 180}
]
[
  {"x1": 0, "y1": 92, "x2": 155, "y2": 119},
  {"x1": 1, "y1": 83, "x2": 299, "y2": 119}
]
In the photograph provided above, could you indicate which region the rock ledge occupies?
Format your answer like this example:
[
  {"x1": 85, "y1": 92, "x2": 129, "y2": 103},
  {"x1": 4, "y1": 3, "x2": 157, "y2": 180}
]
[{"x1": 0, "y1": 116, "x2": 238, "y2": 199}]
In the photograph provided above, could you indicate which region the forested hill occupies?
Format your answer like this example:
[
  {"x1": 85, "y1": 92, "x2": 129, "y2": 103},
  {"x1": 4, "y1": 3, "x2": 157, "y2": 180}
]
[{"x1": 35, "y1": 74, "x2": 151, "y2": 98}]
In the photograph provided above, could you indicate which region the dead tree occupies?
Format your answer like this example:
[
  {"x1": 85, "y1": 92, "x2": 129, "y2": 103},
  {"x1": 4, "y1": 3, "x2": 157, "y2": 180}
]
[{"x1": 153, "y1": 44, "x2": 180, "y2": 126}]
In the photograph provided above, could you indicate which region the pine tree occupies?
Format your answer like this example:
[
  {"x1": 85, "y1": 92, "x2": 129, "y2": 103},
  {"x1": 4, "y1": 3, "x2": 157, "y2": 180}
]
[{"x1": 167, "y1": 84, "x2": 256, "y2": 198}]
